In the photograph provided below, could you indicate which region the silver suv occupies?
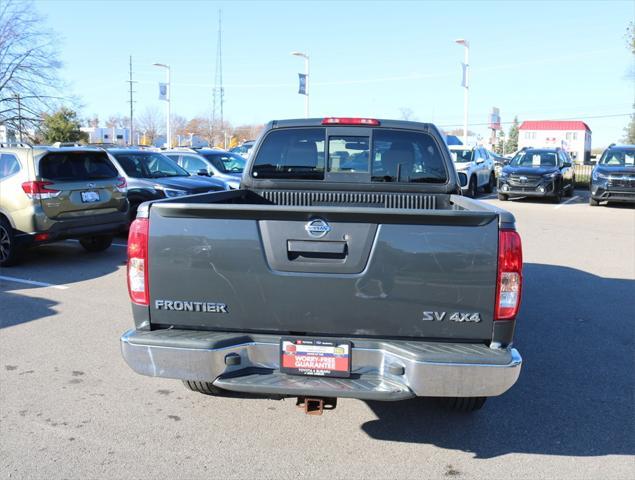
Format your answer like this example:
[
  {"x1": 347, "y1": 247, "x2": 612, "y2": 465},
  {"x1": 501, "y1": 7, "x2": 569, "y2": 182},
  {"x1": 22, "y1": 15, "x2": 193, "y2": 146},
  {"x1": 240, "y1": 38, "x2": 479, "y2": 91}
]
[{"x1": 163, "y1": 148, "x2": 244, "y2": 190}]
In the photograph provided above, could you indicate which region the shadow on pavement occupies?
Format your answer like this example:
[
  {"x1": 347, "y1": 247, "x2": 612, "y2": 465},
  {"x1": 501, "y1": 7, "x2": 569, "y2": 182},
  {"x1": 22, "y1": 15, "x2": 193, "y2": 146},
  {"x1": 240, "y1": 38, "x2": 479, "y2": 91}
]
[
  {"x1": 362, "y1": 263, "x2": 635, "y2": 458},
  {"x1": 0, "y1": 291, "x2": 59, "y2": 329}
]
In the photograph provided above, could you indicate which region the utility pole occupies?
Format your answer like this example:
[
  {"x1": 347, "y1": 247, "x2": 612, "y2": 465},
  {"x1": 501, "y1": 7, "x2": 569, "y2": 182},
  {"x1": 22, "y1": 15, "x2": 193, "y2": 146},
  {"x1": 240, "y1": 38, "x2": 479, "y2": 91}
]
[
  {"x1": 455, "y1": 39, "x2": 470, "y2": 145},
  {"x1": 127, "y1": 55, "x2": 137, "y2": 145},
  {"x1": 14, "y1": 93, "x2": 23, "y2": 142},
  {"x1": 212, "y1": 9, "x2": 224, "y2": 147}
]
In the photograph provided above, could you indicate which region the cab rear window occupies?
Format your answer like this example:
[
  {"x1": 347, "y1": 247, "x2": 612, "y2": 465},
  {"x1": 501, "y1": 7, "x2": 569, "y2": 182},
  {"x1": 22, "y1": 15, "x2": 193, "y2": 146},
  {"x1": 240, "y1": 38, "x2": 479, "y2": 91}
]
[
  {"x1": 39, "y1": 151, "x2": 118, "y2": 181},
  {"x1": 251, "y1": 127, "x2": 447, "y2": 183}
]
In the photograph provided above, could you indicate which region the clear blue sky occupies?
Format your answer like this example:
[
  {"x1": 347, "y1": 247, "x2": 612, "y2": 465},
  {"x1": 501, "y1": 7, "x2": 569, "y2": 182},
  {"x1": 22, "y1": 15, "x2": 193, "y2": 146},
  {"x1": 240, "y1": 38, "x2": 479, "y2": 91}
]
[{"x1": 37, "y1": 0, "x2": 634, "y2": 147}]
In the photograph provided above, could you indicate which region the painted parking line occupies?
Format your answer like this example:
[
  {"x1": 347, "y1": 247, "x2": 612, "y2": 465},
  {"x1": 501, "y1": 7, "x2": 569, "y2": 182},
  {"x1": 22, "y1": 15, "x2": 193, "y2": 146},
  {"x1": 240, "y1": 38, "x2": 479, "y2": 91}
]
[
  {"x1": 554, "y1": 195, "x2": 580, "y2": 210},
  {"x1": 0, "y1": 275, "x2": 69, "y2": 290},
  {"x1": 65, "y1": 239, "x2": 127, "y2": 248}
]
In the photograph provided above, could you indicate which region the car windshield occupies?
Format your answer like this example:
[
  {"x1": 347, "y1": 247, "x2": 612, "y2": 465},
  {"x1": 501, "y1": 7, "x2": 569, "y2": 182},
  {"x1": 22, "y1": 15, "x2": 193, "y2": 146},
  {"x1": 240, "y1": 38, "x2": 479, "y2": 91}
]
[
  {"x1": 113, "y1": 152, "x2": 189, "y2": 178},
  {"x1": 201, "y1": 152, "x2": 246, "y2": 173},
  {"x1": 510, "y1": 150, "x2": 558, "y2": 168},
  {"x1": 449, "y1": 149, "x2": 473, "y2": 163},
  {"x1": 599, "y1": 148, "x2": 635, "y2": 166}
]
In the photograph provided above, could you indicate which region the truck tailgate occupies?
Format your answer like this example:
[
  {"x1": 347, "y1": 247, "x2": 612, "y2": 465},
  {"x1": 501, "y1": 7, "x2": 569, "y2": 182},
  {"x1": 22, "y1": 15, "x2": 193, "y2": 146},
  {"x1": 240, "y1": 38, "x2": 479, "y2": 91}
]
[{"x1": 147, "y1": 203, "x2": 499, "y2": 340}]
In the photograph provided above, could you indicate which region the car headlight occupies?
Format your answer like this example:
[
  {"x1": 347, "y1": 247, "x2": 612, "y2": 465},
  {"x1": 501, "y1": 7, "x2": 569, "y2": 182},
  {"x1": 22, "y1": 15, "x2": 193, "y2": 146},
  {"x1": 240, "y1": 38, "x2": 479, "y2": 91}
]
[
  {"x1": 499, "y1": 171, "x2": 509, "y2": 178},
  {"x1": 543, "y1": 172, "x2": 559, "y2": 179},
  {"x1": 592, "y1": 170, "x2": 608, "y2": 181},
  {"x1": 162, "y1": 188, "x2": 187, "y2": 198}
]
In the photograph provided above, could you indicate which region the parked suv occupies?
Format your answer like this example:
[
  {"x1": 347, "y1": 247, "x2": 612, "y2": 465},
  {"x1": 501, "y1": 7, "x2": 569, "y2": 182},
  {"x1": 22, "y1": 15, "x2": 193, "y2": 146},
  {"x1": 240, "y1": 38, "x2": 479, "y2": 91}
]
[
  {"x1": 106, "y1": 149, "x2": 227, "y2": 221},
  {"x1": 0, "y1": 144, "x2": 129, "y2": 266},
  {"x1": 497, "y1": 147, "x2": 575, "y2": 203},
  {"x1": 229, "y1": 140, "x2": 255, "y2": 158},
  {"x1": 448, "y1": 145, "x2": 496, "y2": 197},
  {"x1": 589, "y1": 144, "x2": 635, "y2": 206},
  {"x1": 163, "y1": 148, "x2": 244, "y2": 190}
]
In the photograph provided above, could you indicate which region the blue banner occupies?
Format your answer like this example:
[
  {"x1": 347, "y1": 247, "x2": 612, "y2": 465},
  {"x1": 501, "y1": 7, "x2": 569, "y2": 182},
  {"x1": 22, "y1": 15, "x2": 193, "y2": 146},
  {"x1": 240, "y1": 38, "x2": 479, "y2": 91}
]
[{"x1": 298, "y1": 73, "x2": 307, "y2": 95}]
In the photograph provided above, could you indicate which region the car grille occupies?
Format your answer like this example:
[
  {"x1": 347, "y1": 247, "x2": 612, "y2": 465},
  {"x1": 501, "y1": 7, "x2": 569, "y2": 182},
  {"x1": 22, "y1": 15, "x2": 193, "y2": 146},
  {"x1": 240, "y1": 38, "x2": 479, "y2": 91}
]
[
  {"x1": 509, "y1": 174, "x2": 541, "y2": 187},
  {"x1": 608, "y1": 175, "x2": 635, "y2": 189}
]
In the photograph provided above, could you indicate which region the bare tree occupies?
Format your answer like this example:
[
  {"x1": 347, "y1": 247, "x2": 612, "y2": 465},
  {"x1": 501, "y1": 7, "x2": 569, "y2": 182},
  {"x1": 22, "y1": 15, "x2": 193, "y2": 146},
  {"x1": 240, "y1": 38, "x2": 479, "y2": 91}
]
[
  {"x1": 137, "y1": 107, "x2": 163, "y2": 145},
  {"x1": 171, "y1": 114, "x2": 189, "y2": 145},
  {"x1": 0, "y1": 0, "x2": 63, "y2": 140}
]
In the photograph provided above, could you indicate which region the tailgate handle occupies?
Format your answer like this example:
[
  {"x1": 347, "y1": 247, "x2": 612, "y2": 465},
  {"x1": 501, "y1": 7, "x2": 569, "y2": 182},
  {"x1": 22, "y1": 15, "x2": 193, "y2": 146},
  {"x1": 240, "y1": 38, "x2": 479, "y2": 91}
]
[{"x1": 287, "y1": 240, "x2": 347, "y2": 260}]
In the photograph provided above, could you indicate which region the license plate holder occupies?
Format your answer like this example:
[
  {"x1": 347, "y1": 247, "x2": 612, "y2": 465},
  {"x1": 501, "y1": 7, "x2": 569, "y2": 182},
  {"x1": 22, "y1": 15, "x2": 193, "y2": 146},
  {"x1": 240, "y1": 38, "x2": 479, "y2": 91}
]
[
  {"x1": 81, "y1": 191, "x2": 100, "y2": 203},
  {"x1": 280, "y1": 337, "x2": 351, "y2": 378}
]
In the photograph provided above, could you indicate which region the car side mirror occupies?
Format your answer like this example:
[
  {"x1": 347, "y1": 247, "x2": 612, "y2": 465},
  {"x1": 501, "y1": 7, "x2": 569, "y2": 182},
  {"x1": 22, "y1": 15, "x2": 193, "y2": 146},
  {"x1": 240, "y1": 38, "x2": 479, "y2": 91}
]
[
  {"x1": 476, "y1": 158, "x2": 484, "y2": 164},
  {"x1": 563, "y1": 162, "x2": 572, "y2": 168},
  {"x1": 197, "y1": 169, "x2": 210, "y2": 176}
]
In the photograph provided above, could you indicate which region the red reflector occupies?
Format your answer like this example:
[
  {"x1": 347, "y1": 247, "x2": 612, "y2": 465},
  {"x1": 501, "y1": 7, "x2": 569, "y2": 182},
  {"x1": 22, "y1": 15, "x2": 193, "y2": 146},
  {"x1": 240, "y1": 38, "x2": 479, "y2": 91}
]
[
  {"x1": 495, "y1": 229, "x2": 523, "y2": 321},
  {"x1": 322, "y1": 117, "x2": 380, "y2": 126},
  {"x1": 34, "y1": 233, "x2": 50, "y2": 242},
  {"x1": 127, "y1": 218, "x2": 149, "y2": 305}
]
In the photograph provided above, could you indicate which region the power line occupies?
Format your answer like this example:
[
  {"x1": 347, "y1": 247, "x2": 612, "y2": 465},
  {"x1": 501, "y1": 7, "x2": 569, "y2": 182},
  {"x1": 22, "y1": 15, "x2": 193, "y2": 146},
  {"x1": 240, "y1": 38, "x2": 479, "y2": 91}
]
[{"x1": 437, "y1": 113, "x2": 631, "y2": 128}]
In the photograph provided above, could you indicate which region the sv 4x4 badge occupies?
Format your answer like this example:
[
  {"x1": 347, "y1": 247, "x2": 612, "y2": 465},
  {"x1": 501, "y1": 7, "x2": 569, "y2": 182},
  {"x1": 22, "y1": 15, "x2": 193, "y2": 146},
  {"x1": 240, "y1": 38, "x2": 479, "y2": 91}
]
[{"x1": 422, "y1": 311, "x2": 482, "y2": 323}]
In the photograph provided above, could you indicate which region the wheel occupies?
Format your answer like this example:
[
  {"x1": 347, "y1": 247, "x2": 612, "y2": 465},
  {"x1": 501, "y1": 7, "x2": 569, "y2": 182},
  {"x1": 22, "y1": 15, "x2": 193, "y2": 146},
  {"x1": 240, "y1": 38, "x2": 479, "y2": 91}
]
[
  {"x1": 182, "y1": 380, "x2": 224, "y2": 396},
  {"x1": 565, "y1": 182, "x2": 574, "y2": 197},
  {"x1": 497, "y1": 193, "x2": 509, "y2": 201},
  {"x1": 484, "y1": 172, "x2": 495, "y2": 193},
  {"x1": 467, "y1": 176, "x2": 477, "y2": 198},
  {"x1": 79, "y1": 235, "x2": 113, "y2": 252},
  {"x1": 589, "y1": 197, "x2": 600, "y2": 206},
  {"x1": 0, "y1": 217, "x2": 23, "y2": 267},
  {"x1": 438, "y1": 397, "x2": 487, "y2": 412},
  {"x1": 551, "y1": 188, "x2": 562, "y2": 204}
]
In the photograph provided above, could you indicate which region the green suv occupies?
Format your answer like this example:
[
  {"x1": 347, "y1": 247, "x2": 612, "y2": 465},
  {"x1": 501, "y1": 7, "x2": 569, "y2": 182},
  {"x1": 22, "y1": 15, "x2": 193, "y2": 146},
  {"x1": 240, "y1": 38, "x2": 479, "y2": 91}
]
[{"x1": 0, "y1": 144, "x2": 129, "y2": 266}]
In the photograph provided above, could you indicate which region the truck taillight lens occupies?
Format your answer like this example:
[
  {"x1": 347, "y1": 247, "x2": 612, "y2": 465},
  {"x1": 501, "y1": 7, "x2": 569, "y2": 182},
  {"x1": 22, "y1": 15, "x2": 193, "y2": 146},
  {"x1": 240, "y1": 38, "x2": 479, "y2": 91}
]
[
  {"x1": 495, "y1": 229, "x2": 523, "y2": 321},
  {"x1": 21, "y1": 181, "x2": 60, "y2": 199},
  {"x1": 321, "y1": 117, "x2": 380, "y2": 126},
  {"x1": 128, "y1": 218, "x2": 149, "y2": 305}
]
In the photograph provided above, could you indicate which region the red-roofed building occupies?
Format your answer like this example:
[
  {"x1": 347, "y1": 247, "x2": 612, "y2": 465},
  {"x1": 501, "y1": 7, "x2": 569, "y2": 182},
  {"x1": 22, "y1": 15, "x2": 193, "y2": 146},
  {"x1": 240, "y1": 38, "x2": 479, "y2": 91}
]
[{"x1": 518, "y1": 120, "x2": 592, "y2": 164}]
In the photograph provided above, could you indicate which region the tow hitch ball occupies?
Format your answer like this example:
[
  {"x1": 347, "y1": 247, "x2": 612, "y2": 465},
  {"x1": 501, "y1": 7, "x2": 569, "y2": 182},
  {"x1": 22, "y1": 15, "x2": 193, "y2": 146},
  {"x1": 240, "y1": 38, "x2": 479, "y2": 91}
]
[{"x1": 296, "y1": 397, "x2": 337, "y2": 415}]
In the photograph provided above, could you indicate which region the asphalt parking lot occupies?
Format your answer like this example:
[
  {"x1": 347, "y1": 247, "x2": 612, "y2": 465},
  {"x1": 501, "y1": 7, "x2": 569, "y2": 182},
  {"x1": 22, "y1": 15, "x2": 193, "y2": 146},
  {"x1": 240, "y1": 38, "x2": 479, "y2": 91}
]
[{"x1": 1, "y1": 190, "x2": 633, "y2": 480}]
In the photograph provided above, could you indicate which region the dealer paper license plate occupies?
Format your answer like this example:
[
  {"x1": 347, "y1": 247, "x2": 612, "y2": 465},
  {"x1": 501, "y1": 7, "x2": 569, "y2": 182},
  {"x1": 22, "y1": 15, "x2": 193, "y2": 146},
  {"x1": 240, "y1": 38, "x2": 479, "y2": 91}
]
[{"x1": 280, "y1": 338, "x2": 351, "y2": 378}]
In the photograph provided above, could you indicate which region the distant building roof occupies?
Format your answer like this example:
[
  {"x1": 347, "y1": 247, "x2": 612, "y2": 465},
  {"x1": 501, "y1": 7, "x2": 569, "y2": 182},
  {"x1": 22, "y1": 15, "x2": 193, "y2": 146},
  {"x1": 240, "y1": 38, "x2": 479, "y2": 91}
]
[{"x1": 519, "y1": 120, "x2": 591, "y2": 133}]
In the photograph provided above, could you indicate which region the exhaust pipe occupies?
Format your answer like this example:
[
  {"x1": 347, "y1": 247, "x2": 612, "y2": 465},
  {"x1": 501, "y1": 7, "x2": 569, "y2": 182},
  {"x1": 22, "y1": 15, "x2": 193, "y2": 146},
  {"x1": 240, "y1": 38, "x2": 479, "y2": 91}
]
[{"x1": 296, "y1": 397, "x2": 337, "y2": 415}]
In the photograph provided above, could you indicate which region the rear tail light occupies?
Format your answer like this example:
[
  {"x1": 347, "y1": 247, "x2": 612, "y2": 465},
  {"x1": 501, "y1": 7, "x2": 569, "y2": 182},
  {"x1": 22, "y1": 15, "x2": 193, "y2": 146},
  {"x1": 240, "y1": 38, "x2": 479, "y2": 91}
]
[
  {"x1": 21, "y1": 181, "x2": 61, "y2": 199},
  {"x1": 127, "y1": 218, "x2": 149, "y2": 305},
  {"x1": 116, "y1": 176, "x2": 127, "y2": 192},
  {"x1": 322, "y1": 117, "x2": 380, "y2": 126},
  {"x1": 495, "y1": 229, "x2": 523, "y2": 321}
]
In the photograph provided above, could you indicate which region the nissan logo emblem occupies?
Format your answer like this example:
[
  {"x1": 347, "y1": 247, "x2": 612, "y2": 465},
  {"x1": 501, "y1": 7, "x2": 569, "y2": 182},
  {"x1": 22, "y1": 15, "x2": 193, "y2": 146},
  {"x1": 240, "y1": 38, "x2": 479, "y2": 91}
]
[{"x1": 305, "y1": 219, "x2": 331, "y2": 238}]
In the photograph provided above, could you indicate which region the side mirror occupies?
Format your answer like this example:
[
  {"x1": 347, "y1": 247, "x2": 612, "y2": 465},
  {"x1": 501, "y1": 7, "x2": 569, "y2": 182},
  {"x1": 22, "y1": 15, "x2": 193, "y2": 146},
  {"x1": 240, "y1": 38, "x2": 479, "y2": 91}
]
[
  {"x1": 197, "y1": 169, "x2": 210, "y2": 176},
  {"x1": 475, "y1": 158, "x2": 484, "y2": 164},
  {"x1": 563, "y1": 162, "x2": 572, "y2": 168}
]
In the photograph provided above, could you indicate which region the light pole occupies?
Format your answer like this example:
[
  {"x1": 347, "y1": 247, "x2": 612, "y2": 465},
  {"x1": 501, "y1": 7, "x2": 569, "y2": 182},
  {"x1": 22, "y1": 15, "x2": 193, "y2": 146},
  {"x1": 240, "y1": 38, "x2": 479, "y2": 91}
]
[
  {"x1": 153, "y1": 63, "x2": 171, "y2": 148},
  {"x1": 455, "y1": 39, "x2": 469, "y2": 145},
  {"x1": 291, "y1": 51, "x2": 309, "y2": 118}
]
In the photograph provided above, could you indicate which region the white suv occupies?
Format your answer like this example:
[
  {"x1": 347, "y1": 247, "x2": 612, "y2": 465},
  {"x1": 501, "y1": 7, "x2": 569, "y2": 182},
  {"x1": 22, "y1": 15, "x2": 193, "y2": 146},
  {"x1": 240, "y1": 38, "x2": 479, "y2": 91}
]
[{"x1": 449, "y1": 145, "x2": 496, "y2": 197}]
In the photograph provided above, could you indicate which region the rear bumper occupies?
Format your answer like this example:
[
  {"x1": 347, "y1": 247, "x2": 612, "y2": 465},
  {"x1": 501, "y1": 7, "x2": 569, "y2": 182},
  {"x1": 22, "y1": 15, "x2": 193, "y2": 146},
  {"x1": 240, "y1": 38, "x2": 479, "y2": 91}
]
[{"x1": 121, "y1": 329, "x2": 522, "y2": 400}]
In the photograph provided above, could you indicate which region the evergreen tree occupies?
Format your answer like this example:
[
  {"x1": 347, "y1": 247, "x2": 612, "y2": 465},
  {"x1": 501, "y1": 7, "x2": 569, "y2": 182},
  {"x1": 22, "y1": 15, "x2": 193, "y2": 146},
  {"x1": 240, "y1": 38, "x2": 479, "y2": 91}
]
[
  {"x1": 40, "y1": 108, "x2": 88, "y2": 143},
  {"x1": 505, "y1": 116, "x2": 520, "y2": 154}
]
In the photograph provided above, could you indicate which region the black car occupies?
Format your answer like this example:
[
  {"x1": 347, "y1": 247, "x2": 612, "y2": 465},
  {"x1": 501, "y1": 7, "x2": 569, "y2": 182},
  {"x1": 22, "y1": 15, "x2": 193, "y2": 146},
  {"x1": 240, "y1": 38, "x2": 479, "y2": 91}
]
[
  {"x1": 589, "y1": 144, "x2": 635, "y2": 206},
  {"x1": 106, "y1": 149, "x2": 226, "y2": 220},
  {"x1": 497, "y1": 147, "x2": 575, "y2": 203}
]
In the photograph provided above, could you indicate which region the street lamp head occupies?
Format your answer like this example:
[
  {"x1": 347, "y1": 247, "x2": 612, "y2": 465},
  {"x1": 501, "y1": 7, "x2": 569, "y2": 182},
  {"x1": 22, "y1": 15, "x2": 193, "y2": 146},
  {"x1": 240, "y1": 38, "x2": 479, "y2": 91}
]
[
  {"x1": 291, "y1": 51, "x2": 308, "y2": 59},
  {"x1": 455, "y1": 39, "x2": 468, "y2": 47},
  {"x1": 153, "y1": 63, "x2": 169, "y2": 69}
]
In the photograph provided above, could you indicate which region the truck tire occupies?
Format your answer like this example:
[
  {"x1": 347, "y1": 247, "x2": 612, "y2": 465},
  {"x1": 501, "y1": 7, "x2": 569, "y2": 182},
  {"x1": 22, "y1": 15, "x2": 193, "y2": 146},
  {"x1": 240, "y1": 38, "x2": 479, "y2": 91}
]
[
  {"x1": 0, "y1": 218, "x2": 23, "y2": 267},
  {"x1": 79, "y1": 235, "x2": 113, "y2": 252},
  {"x1": 438, "y1": 396, "x2": 487, "y2": 412},
  {"x1": 484, "y1": 172, "x2": 495, "y2": 193},
  {"x1": 182, "y1": 380, "x2": 224, "y2": 396}
]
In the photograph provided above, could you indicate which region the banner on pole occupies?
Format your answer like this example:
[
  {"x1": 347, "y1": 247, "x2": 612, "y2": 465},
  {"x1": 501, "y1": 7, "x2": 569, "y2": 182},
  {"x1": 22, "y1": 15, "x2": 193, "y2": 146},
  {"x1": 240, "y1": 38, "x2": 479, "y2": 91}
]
[
  {"x1": 298, "y1": 73, "x2": 307, "y2": 95},
  {"x1": 159, "y1": 83, "x2": 169, "y2": 101},
  {"x1": 460, "y1": 63, "x2": 467, "y2": 88}
]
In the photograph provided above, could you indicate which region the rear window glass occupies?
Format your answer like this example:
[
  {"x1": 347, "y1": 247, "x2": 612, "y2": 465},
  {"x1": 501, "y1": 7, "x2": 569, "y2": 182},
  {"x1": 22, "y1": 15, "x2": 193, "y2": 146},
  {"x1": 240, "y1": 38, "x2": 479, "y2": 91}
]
[
  {"x1": 39, "y1": 151, "x2": 118, "y2": 181},
  {"x1": 252, "y1": 128, "x2": 325, "y2": 180},
  {"x1": 252, "y1": 127, "x2": 447, "y2": 183}
]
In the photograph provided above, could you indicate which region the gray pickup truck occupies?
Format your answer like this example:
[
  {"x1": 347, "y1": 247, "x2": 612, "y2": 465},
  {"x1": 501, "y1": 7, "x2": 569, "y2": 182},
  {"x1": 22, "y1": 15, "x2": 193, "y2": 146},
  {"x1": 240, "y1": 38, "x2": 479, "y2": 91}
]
[{"x1": 121, "y1": 118, "x2": 523, "y2": 413}]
